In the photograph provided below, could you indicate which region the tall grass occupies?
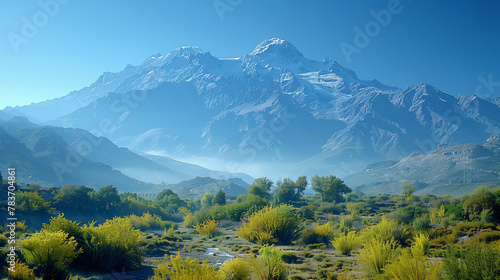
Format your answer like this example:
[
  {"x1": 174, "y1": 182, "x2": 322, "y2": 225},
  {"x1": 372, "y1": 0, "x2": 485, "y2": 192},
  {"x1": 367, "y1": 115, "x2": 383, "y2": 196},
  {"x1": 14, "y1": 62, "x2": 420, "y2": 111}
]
[
  {"x1": 383, "y1": 248, "x2": 443, "y2": 280},
  {"x1": 331, "y1": 231, "x2": 360, "y2": 256},
  {"x1": 411, "y1": 233, "x2": 431, "y2": 256},
  {"x1": 251, "y1": 245, "x2": 288, "y2": 280},
  {"x1": 358, "y1": 237, "x2": 398, "y2": 275}
]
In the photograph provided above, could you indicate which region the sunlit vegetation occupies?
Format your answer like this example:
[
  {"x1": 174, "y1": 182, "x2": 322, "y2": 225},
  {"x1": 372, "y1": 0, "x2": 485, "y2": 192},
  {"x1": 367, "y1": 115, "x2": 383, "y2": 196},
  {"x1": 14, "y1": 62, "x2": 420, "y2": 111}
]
[
  {"x1": 237, "y1": 204, "x2": 302, "y2": 245},
  {"x1": 152, "y1": 252, "x2": 217, "y2": 280},
  {"x1": 1, "y1": 173, "x2": 500, "y2": 279}
]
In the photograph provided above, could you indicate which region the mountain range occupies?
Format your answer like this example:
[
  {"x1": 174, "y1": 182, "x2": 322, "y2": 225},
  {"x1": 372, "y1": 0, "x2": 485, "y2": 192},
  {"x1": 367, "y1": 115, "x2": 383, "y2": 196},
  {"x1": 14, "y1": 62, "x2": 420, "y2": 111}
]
[
  {"x1": 3, "y1": 38, "x2": 500, "y2": 193},
  {"x1": 0, "y1": 116, "x2": 250, "y2": 190}
]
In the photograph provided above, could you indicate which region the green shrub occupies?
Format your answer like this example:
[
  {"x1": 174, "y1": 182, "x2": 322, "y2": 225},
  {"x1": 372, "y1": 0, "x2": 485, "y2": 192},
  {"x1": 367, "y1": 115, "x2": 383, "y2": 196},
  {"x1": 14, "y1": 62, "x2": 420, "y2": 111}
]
[
  {"x1": 339, "y1": 216, "x2": 356, "y2": 231},
  {"x1": 237, "y1": 205, "x2": 301, "y2": 245},
  {"x1": 360, "y1": 217, "x2": 409, "y2": 245},
  {"x1": 183, "y1": 213, "x2": 198, "y2": 227},
  {"x1": 358, "y1": 237, "x2": 398, "y2": 275},
  {"x1": 218, "y1": 258, "x2": 251, "y2": 280},
  {"x1": 7, "y1": 259, "x2": 36, "y2": 280},
  {"x1": 152, "y1": 252, "x2": 217, "y2": 280},
  {"x1": 0, "y1": 234, "x2": 7, "y2": 247},
  {"x1": 480, "y1": 208, "x2": 494, "y2": 223},
  {"x1": 463, "y1": 230, "x2": 500, "y2": 247},
  {"x1": 299, "y1": 205, "x2": 318, "y2": 220},
  {"x1": 6, "y1": 260, "x2": 35, "y2": 280},
  {"x1": 443, "y1": 246, "x2": 500, "y2": 280},
  {"x1": 302, "y1": 222, "x2": 334, "y2": 245},
  {"x1": 16, "y1": 191, "x2": 52, "y2": 213},
  {"x1": 21, "y1": 230, "x2": 82, "y2": 280},
  {"x1": 462, "y1": 194, "x2": 495, "y2": 221},
  {"x1": 251, "y1": 245, "x2": 288, "y2": 280},
  {"x1": 82, "y1": 217, "x2": 142, "y2": 272},
  {"x1": 413, "y1": 216, "x2": 431, "y2": 231},
  {"x1": 331, "y1": 231, "x2": 360, "y2": 256},
  {"x1": 281, "y1": 252, "x2": 299, "y2": 264},
  {"x1": 128, "y1": 212, "x2": 173, "y2": 231},
  {"x1": 317, "y1": 203, "x2": 342, "y2": 215},
  {"x1": 42, "y1": 214, "x2": 84, "y2": 245},
  {"x1": 193, "y1": 219, "x2": 220, "y2": 238}
]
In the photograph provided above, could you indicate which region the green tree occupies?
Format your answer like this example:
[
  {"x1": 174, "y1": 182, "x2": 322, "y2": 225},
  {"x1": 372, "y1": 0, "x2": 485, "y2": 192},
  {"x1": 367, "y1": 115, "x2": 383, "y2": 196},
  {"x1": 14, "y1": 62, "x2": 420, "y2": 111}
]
[
  {"x1": 311, "y1": 175, "x2": 351, "y2": 202},
  {"x1": 155, "y1": 189, "x2": 186, "y2": 213},
  {"x1": 212, "y1": 189, "x2": 226, "y2": 205},
  {"x1": 53, "y1": 185, "x2": 95, "y2": 213},
  {"x1": 402, "y1": 184, "x2": 415, "y2": 202},
  {"x1": 275, "y1": 176, "x2": 307, "y2": 203},
  {"x1": 21, "y1": 230, "x2": 82, "y2": 280},
  {"x1": 94, "y1": 185, "x2": 121, "y2": 212},
  {"x1": 472, "y1": 185, "x2": 493, "y2": 196},
  {"x1": 201, "y1": 193, "x2": 214, "y2": 209},
  {"x1": 17, "y1": 191, "x2": 52, "y2": 213},
  {"x1": 462, "y1": 194, "x2": 495, "y2": 221},
  {"x1": 248, "y1": 177, "x2": 274, "y2": 200}
]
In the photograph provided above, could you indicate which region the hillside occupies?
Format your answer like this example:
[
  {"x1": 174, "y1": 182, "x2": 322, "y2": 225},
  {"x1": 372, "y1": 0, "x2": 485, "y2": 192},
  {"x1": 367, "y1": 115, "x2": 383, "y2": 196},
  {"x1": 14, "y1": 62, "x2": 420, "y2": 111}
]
[
  {"x1": 157, "y1": 176, "x2": 249, "y2": 200},
  {"x1": 345, "y1": 134, "x2": 500, "y2": 196}
]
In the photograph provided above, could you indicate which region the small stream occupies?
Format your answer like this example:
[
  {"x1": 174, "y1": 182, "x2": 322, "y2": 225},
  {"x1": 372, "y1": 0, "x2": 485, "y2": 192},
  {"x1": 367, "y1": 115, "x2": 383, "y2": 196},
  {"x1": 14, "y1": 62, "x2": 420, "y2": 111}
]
[{"x1": 204, "y1": 248, "x2": 234, "y2": 266}]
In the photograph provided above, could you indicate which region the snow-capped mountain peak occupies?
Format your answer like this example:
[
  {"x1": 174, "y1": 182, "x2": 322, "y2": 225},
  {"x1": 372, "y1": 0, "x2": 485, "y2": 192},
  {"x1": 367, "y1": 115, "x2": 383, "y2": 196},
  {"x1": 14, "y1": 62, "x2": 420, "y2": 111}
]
[{"x1": 250, "y1": 38, "x2": 304, "y2": 63}]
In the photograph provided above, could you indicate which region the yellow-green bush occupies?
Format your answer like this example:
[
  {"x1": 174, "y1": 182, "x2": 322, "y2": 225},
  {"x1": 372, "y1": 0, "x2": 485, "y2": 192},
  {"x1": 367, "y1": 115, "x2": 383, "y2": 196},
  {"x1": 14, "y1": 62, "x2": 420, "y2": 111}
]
[
  {"x1": 411, "y1": 233, "x2": 430, "y2": 256},
  {"x1": 218, "y1": 258, "x2": 251, "y2": 280},
  {"x1": 15, "y1": 221, "x2": 27, "y2": 232},
  {"x1": 128, "y1": 212, "x2": 173, "y2": 231},
  {"x1": 6, "y1": 260, "x2": 35, "y2": 280},
  {"x1": 82, "y1": 217, "x2": 142, "y2": 272},
  {"x1": 360, "y1": 217, "x2": 398, "y2": 242},
  {"x1": 152, "y1": 252, "x2": 217, "y2": 280},
  {"x1": 183, "y1": 212, "x2": 198, "y2": 227},
  {"x1": 358, "y1": 237, "x2": 398, "y2": 275},
  {"x1": 383, "y1": 248, "x2": 442, "y2": 280},
  {"x1": 42, "y1": 214, "x2": 84, "y2": 245},
  {"x1": 302, "y1": 222, "x2": 334, "y2": 245},
  {"x1": 21, "y1": 230, "x2": 81, "y2": 280},
  {"x1": 360, "y1": 216, "x2": 411, "y2": 246},
  {"x1": 251, "y1": 245, "x2": 288, "y2": 280},
  {"x1": 237, "y1": 205, "x2": 301, "y2": 245},
  {"x1": 331, "y1": 231, "x2": 360, "y2": 256},
  {"x1": 193, "y1": 219, "x2": 220, "y2": 238}
]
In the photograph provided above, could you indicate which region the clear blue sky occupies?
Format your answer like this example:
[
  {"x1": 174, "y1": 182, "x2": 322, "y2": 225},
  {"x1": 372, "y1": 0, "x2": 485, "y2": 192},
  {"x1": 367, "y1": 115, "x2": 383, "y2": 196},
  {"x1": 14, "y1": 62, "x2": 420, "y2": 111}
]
[{"x1": 1, "y1": 0, "x2": 499, "y2": 108}]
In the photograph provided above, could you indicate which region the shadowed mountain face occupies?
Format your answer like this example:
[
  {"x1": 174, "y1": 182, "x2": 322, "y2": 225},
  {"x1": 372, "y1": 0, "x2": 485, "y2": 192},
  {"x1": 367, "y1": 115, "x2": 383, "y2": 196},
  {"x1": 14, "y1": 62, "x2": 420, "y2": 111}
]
[
  {"x1": 0, "y1": 117, "x2": 251, "y2": 190},
  {"x1": 4, "y1": 38, "x2": 500, "y2": 179}
]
